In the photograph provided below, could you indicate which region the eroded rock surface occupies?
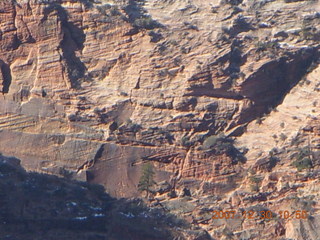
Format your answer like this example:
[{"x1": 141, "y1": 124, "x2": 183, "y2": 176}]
[{"x1": 0, "y1": 0, "x2": 319, "y2": 239}]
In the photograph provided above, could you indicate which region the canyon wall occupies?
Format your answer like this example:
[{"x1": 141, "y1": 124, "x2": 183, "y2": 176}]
[{"x1": 0, "y1": 0, "x2": 319, "y2": 239}]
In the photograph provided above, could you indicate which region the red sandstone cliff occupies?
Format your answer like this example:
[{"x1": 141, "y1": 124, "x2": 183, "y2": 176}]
[{"x1": 0, "y1": 0, "x2": 319, "y2": 239}]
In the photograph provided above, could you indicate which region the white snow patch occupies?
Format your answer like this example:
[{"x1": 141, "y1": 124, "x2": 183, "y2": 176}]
[
  {"x1": 120, "y1": 212, "x2": 135, "y2": 218},
  {"x1": 74, "y1": 216, "x2": 88, "y2": 220}
]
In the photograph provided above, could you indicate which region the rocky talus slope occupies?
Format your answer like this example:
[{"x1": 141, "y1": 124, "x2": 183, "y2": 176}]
[{"x1": 0, "y1": 0, "x2": 319, "y2": 239}]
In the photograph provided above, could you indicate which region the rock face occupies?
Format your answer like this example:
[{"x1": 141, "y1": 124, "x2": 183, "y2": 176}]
[{"x1": 0, "y1": 0, "x2": 319, "y2": 239}]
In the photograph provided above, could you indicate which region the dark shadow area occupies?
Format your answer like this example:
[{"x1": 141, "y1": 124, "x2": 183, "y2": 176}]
[
  {"x1": 226, "y1": 39, "x2": 247, "y2": 84},
  {"x1": 43, "y1": 3, "x2": 87, "y2": 89},
  {"x1": 0, "y1": 153, "x2": 197, "y2": 240},
  {"x1": 238, "y1": 46, "x2": 320, "y2": 125},
  {"x1": 0, "y1": 60, "x2": 12, "y2": 93},
  {"x1": 60, "y1": 20, "x2": 87, "y2": 89},
  {"x1": 228, "y1": 14, "x2": 255, "y2": 37}
]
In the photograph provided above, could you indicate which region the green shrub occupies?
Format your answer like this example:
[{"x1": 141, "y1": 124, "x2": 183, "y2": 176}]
[
  {"x1": 293, "y1": 157, "x2": 312, "y2": 171},
  {"x1": 291, "y1": 134, "x2": 303, "y2": 146},
  {"x1": 134, "y1": 16, "x2": 159, "y2": 30},
  {"x1": 249, "y1": 175, "x2": 262, "y2": 192},
  {"x1": 269, "y1": 156, "x2": 279, "y2": 170},
  {"x1": 125, "y1": 121, "x2": 142, "y2": 133},
  {"x1": 59, "y1": 168, "x2": 73, "y2": 179},
  {"x1": 256, "y1": 117, "x2": 263, "y2": 124},
  {"x1": 255, "y1": 41, "x2": 278, "y2": 51},
  {"x1": 181, "y1": 136, "x2": 192, "y2": 148},
  {"x1": 279, "y1": 133, "x2": 287, "y2": 141},
  {"x1": 220, "y1": 0, "x2": 243, "y2": 5},
  {"x1": 250, "y1": 184, "x2": 260, "y2": 192},
  {"x1": 292, "y1": 147, "x2": 313, "y2": 171},
  {"x1": 97, "y1": 4, "x2": 121, "y2": 18},
  {"x1": 97, "y1": 4, "x2": 112, "y2": 15},
  {"x1": 222, "y1": 226, "x2": 234, "y2": 239},
  {"x1": 249, "y1": 175, "x2": 262, "y2": 184},
  {"x1": 202, "y1": 135, "x2": 220, "y2": 149},
  {"x1": 110, "y1": 7, "x2": 121, "y2": 16},
  {"x1": 300, "y1": 22, "x2": 319, "y2": 41},
  {"x1": 201, "y1": 134, "x2": 246, "y2": 163}
]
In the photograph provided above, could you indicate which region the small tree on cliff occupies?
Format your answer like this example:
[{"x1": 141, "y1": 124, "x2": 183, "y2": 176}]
[{"x1": 138, "y1": 163, "x2": 155, "y2": 198}]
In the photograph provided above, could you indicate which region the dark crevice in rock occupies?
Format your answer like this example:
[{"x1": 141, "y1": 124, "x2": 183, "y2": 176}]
[
  {"x1": 227, "y1": 39, "x2": 247, "y2": 81},
  {"x1": 77, "y1": 144, "x2": 105, "y2": 176},
  {"x1": 186, "y1": 46, "x2": 319, "y2": 136},
  {"x1": 184, "y1": 90, "x2": 244, "y2": 100},
  {"x1": 0, "y1": 60, "x2": 12, "y2": 94},
  {"x1": 59, "y1": 13, "x2": 86, "y2": 88},
  {"x1": 60, "y1": 21, "x2": 87, "y2": 89},
  {"x1": 238, "y1": 47, "x2": 320, "y2": 125},
  {"x1": 87, "y1": 59, "x2": 117, "y2": 81},
  {"x1": 45, "y1": 3, "x2": 87, "y2": 89},
  {"x1": 186, "y1": 46, "x2": 246, "y2": 100}
]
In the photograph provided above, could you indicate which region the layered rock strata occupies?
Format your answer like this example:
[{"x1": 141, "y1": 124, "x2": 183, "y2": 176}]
[{"x1": 0, "y1": 0, "x2": 319, "y2": 239}]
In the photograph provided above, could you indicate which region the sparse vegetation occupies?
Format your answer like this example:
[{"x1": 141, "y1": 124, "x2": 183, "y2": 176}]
[
  {"x1": 268, "y1": 106, "x2": 278, "y2": 113},
  {"x1": 250, "y1": 175, "x2": 262, "y2": 184},
  {"x1": 284, "y1": 0, "x2": 316, "y2": 3},
  {"x1": 181, "y1": 136, "x2": 193, "y2": 148},
  {"x1": 268, "y1": 155, "x2": 279, "y2": 169},
  {"x1": 110, "y1": 7, "x2": 121, "y2": 16},
  {"x1": 256, "y1": 117, "x2": 263, "y2": 124},
  {"x1": 292, "y1": 147, "x2": 313, "y2": 171},
  {"x1": 97, "y1": 4, "x2": 121, "y2": 17},
  {"x1": 300, "y1": 23, "x2": 319, "y2": 41},
  {"x1": 300, "y1": 195, "x2": 316, "y2": 212},
  {"x1": 267, "y1": 149, "x2": 280, "y2": 170},
  {"x1": 202, "y1": 135, "x2": 221, "y2": 149},
  {"x1": 312, "y1": 101, "x2": 317, "y2": 107},
  {"x1": 161, "y1": 131, "x2": 175, "y2": 144},
  {"x1": 148, "y1": 30, "x2": 163, "y2": 43},
  {"x1": 220, "y1": 0, "x2": 243, "y2": 5},
  {"x1": 201, "y1": 134, "x2": 246, "y2": 163},
  {"x1": 232, "y1": 14, "x2": 252, "y2": 31},
  {"x1": 291, "y1": 134, "x2": 303, "y2": 146},
  {"x1": 279, "y1": 133, "x2": 287, "y2": 141},
  {"x1": 134, "y1": 16, "x2": 159, "y2": 30},
  {"x1": 249, "y1": 175, "x2": 262, "y2": 192},
  {"x1": 222, "y1": 226, "x2": 234, "y2": 239},
  {"x1": 306, "y1": 60, "x2": 319, "y2": 73},
  {"x1": 255, "y1": 41, "x2": 279, "y2": 52},
  {"x1": 126, "y1": 121, "x2": 142, "y2": 133},
  {"x1": 58, "y1": 167, "x2": 73, "y2": 179}
]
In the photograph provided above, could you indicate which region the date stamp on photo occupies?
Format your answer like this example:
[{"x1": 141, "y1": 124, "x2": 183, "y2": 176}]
[{"x1": 212, "y1": 210, "x2": 308, "y2": 220}]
